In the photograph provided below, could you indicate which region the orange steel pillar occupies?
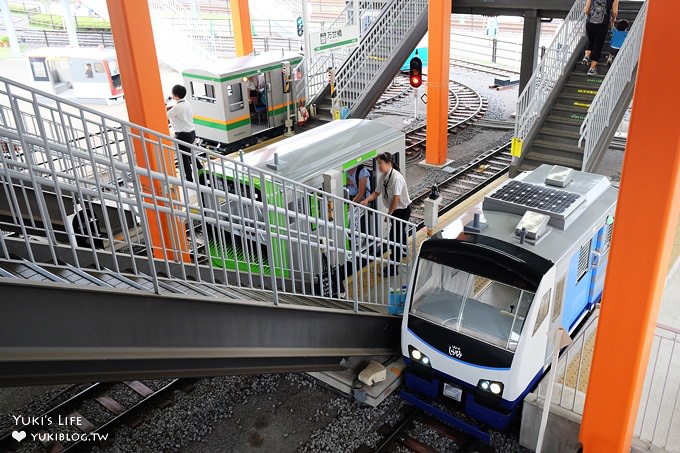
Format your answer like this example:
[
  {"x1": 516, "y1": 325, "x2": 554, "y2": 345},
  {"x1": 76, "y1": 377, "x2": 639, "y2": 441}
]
[
  {"x1": 230, "y1": 0, "x2": 254, "y2": 56},
  {"x1": 107, "y1": 0, "x2": 189, "y2": 262},
  {"x1": 580, "y1": 1, "x2": 680, "y2": 451},
  {"x1": 425, "y1": 0, "x2": 452, "y2": 165}
]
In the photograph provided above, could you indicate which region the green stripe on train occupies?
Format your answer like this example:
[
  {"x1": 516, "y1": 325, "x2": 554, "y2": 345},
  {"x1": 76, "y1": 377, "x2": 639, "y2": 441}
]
[
  {"x1": 341, "y1": 150, "x2": 378, "y2": 170},
  {"x1": 194, "y1": 117, "x2": 250, "y2": 131}
]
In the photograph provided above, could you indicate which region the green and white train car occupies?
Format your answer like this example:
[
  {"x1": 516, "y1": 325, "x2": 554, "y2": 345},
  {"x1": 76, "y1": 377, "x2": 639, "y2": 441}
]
[
  {"x1": 182, "y1": 51, "x2": 302, "y2": 151},
  {"x1": 198, "y1": 119, "x2": 406, "y2": 282}
]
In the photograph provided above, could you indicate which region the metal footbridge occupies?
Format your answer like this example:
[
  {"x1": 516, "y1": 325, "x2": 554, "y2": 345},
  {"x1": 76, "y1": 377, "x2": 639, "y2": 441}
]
[
  {"x1": 0, "y1": 76, "x2": 417, "y2": 386},
  {"x1": 512, "y1": 0, "x2": 646, "y2": 173}
]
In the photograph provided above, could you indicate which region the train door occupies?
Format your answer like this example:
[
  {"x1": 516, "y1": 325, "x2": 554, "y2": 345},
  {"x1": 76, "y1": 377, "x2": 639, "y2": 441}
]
[
  {"x1": 588, "y1": 217, "x2": 614, "y2": 304},
  {"x1": 103, "y1": 58, "x2": 123, "y2": 97},
  {"x1": 247, "y1": 73, "x2": 269, "y2": 132}
]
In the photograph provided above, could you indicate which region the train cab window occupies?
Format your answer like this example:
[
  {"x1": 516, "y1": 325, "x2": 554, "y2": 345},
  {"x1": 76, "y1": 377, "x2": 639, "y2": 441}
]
[
  {"x1": 29, "y1": 58, "x2": 49, "y2": 81},
  {"x1": 410, "y1": 258, "x2": 535, "y2": 351},
  {"x1": 191, "y1": 81, "x2": 216, "y2": 103},
  {"x1": 94, "y1": 63, "x2": 105, "y2": 73},
  {"x1": 533, "y1": 289, "x2": 551, "y2": 336},
  {"x1": 108, "y1": 59, "x2": 120, "y2": 75},
  {"x1": 227, "y1": 83, "x2": 244, "y2": 112}
]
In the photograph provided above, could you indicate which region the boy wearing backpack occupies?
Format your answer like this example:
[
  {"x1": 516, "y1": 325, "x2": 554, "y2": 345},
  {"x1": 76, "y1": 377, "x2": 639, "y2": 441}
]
[{"x1": 582, "y1": 0, "x2": 619, "y2": 75}]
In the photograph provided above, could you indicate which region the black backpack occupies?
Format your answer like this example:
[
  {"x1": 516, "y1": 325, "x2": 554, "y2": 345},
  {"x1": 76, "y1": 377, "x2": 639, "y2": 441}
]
[{"x1": 589, "y1": 0, "x2": 612, "y2": 24}]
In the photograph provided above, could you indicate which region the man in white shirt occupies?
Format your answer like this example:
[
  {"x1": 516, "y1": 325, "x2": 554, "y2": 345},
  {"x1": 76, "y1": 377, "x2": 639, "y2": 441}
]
[
  {"x1": 167, "y1": 84, "x2": 203, "y2": 182},
  {"x1": 361, "y1": 152, "x2": 412, "y2": 275}
]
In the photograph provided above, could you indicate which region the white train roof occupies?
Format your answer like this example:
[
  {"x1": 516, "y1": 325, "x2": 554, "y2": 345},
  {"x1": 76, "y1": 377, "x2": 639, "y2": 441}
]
[
  {"x1": 439, "y1": 165, "x2": 618, "y2": 263},
  {"x1": 232, "y1": 119, "x2": 403, "y2": 182},
  {"x1": 182, "y1": 51, "x2": 302, "y2": 81}
]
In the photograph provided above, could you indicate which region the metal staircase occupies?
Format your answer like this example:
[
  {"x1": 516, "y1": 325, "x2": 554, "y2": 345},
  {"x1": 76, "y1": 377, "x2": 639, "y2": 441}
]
[
  {"x1": 301, "y1": 0, "x2": 427, "y2": 120},
  {"x1": 147, "y1": 0, "x2": 217, "y2": 71},
  {"x1": 0, "y1": 75, "x2": 415, "y2": 385},
  {"x1": 512, "y1": 0, "x2": 644, "y2": 174}
]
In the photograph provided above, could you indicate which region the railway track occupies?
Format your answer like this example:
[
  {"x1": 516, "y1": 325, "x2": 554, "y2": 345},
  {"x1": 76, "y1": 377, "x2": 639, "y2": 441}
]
[
  {"x1": 0, "y1": 379, "x2": 191, "y2": 452},
  {"x1": 409, "y1": 142, "x2": 512, "y2": 227},
  {"x1": 357, "y1": 406, "x2": 495, "y2": 453},
  {"x1": 451, "y1": 58, "x2": 520, "y2": 80},
  {"x1": 374, "y1": 74, "x2": 413, "y2": 108},
  {"x1": 404, "y1": 80, "x2": 488, "y2": 164}
]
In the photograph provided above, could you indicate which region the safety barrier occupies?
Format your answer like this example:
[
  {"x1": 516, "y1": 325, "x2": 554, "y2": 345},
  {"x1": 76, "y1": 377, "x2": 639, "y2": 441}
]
[
  {"x1": 0, "y1": 75, "x2": 416, "y2": 310},
  {"x1": 634, "y1": 323, "x2": 680, "y2": 452},
  {"x1": 534, "y1": 312, "x2": 680, "y2": 452},
  {"x1": 579, "y1": 1, "x2": 647, "y2": 172},
  {"x1": 514, "y1": 0, "x2": 586, "y2": 154}
]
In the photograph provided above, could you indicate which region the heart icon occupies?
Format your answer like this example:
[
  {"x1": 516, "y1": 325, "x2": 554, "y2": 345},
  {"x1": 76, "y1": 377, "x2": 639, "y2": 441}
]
[{"x1": 12, "y1": 430, "x2": 26, "y2": 442}]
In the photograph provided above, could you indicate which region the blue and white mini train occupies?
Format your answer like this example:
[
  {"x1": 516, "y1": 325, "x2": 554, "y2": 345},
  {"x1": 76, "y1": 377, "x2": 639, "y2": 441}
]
[{"x1": 400, "y1": 165, "x2": 618, "y2": 437}]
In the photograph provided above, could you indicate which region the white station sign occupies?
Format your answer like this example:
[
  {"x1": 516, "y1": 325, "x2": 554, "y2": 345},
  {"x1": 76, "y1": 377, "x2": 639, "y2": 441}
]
[{"x1": 310, "y1": 24, "x2": 360, "y2": 54}]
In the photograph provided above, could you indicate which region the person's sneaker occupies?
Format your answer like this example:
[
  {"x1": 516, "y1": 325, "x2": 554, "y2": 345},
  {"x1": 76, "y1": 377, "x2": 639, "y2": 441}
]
[
  {"x1": 587, "y1": 67, "x2": 598, "y2": 76},
  {"x1": 582, "y1": 57, "x2": 591, "y2": 66}
]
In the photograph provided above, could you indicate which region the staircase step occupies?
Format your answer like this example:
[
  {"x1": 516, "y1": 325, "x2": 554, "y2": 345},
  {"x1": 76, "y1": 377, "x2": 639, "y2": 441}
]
[
  {"x1": 533, "y1": 139, "x2": 583, "y2": 155},
  {"x1": 552, "y1": 103, "x2": 591, "y2": 114},
  {"x1": 526, "y1": 149, "x2": 583, "y2": 169},
  {"x1": 563, "y1": 82, "x2": 601, "y2": 95},
  {"x1": 538, "y1": 127, "x2": 582, "y2": 140},
  {"x1": 558, "y1": 91, "x2": 598, "y2": 102},
  {"x1": 544, "y1": 114, "x2": 585, "y2": 128},
  {"x1": 568, "y1": 73, "x2": 606, "y2": 85}
]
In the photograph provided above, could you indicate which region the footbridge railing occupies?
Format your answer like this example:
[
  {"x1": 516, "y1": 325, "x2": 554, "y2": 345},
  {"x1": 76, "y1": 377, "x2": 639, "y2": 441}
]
[
  {"x1": 0, "y1": 76, "x2": 416, "y2": 310},
  {"x1": 533, "y1": 311, "x2": 680, "y2": 452},
  {"x1": 579, "y1": 1, "x2": 647, "y2": 172},
  {"x1": 513, "y1": 0, "x2": 586, "y2": 158}
]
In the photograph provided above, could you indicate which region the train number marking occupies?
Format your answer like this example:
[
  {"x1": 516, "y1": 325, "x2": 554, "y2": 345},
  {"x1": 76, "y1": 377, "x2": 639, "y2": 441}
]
[{"x1": 448, "y1": 345, "x2": 462, "y2": 359}]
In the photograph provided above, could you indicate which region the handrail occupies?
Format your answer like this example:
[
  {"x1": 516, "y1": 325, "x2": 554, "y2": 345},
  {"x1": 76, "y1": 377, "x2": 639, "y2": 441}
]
[
  {"x1": 0, "y1": 75, "x2": 417, "y2": 310},
  {"x1": 334, "y1": 0, "x2": 427, "y2": 113},
  {"x1": 513, "y1": 0, "x2": 587, "y2": 156},
  {"x1": 533, "y1": 308, "x2": 680, "y2": 452},
  {"x1": 579, "y1": 1, "x2": 647, "y2": 171},
  {"x1": 301, "y1": 0, "x2": 391, "y2": 104}
]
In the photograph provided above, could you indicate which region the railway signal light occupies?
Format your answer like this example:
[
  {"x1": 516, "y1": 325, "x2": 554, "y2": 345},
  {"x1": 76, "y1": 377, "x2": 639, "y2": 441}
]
[
  {"x1": 296, "y1": 17, "x2": 304, "y2": 37},
  {"x1": 409, "y1": 55, "x2": 422, "y2": 88}
]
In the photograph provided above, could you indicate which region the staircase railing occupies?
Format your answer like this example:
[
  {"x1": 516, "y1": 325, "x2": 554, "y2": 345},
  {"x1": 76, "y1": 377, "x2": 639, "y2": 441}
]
[
  {"x1": 334, "y1": 0, "x2": 427, "y2": 113},
  {"x1": 0, "y1": 75, "x2": 416, "y2": 310},
  {"x1": 579, "y1": 1, "x2": 647, "y2": 171},
  {"x1": 297, "y1": 0, "x2": 390, "y2": 105},
  {"x1": 148, "y1": 0, "x2": 217, "y2": 69},
  {"x1": 513, "y1": 0, "x2": 587, "y2": 156}
]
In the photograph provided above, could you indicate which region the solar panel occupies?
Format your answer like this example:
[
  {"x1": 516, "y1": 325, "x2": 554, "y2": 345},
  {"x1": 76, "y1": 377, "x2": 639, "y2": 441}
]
[
  {"x1": 484, "y1": 180, "x2": 585, "y2": 230},
  {"x1": 489, "y1": 180, "x2": 581, "y2": 214}
]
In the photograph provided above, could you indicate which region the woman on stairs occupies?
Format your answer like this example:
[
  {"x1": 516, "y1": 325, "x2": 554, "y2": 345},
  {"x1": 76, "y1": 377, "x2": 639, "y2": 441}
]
[{"x1": 582, "y1": 0, "x2": 619, "y2": 76}]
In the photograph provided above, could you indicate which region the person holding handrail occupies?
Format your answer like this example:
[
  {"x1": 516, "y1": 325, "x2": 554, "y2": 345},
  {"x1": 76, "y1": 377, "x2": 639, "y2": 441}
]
[{"x1": 361, "y1": 152, "x2": 412, "y2": 276}]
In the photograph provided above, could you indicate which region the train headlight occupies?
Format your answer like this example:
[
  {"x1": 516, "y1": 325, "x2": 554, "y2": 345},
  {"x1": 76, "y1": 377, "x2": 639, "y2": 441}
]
[
  {"x1": 408, "y1": 346, "x2": 431, "y2": 367},
  {"x1": 478, "y1": 379, "x2": 504, "y2": 396}
]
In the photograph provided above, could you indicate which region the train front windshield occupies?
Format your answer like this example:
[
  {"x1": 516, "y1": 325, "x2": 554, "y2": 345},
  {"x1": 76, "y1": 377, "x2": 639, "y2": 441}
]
[{"x1": 410, "y1": 258, "x2": 535, "y2": 351}]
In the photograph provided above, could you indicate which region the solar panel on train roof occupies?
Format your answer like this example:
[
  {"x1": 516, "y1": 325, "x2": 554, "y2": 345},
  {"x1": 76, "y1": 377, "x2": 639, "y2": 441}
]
[{"x1": 484, "y1": 180, "x2": 585, "y2": 230}]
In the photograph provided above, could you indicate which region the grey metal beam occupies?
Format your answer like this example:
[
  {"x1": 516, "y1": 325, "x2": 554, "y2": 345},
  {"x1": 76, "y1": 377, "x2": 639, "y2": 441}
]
[
  {"x1": 452, "y1": 0, "x2": 642, "y2": 18},
  {"x1": 452, "y1": 0, "x2": 573, "y2": 18},
  {"x1": 0, "y1": 279, "x2": 401, "y2": 386},
  {"x1": 520, "y1": 10, "x2": 541, "y2": 93}
]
